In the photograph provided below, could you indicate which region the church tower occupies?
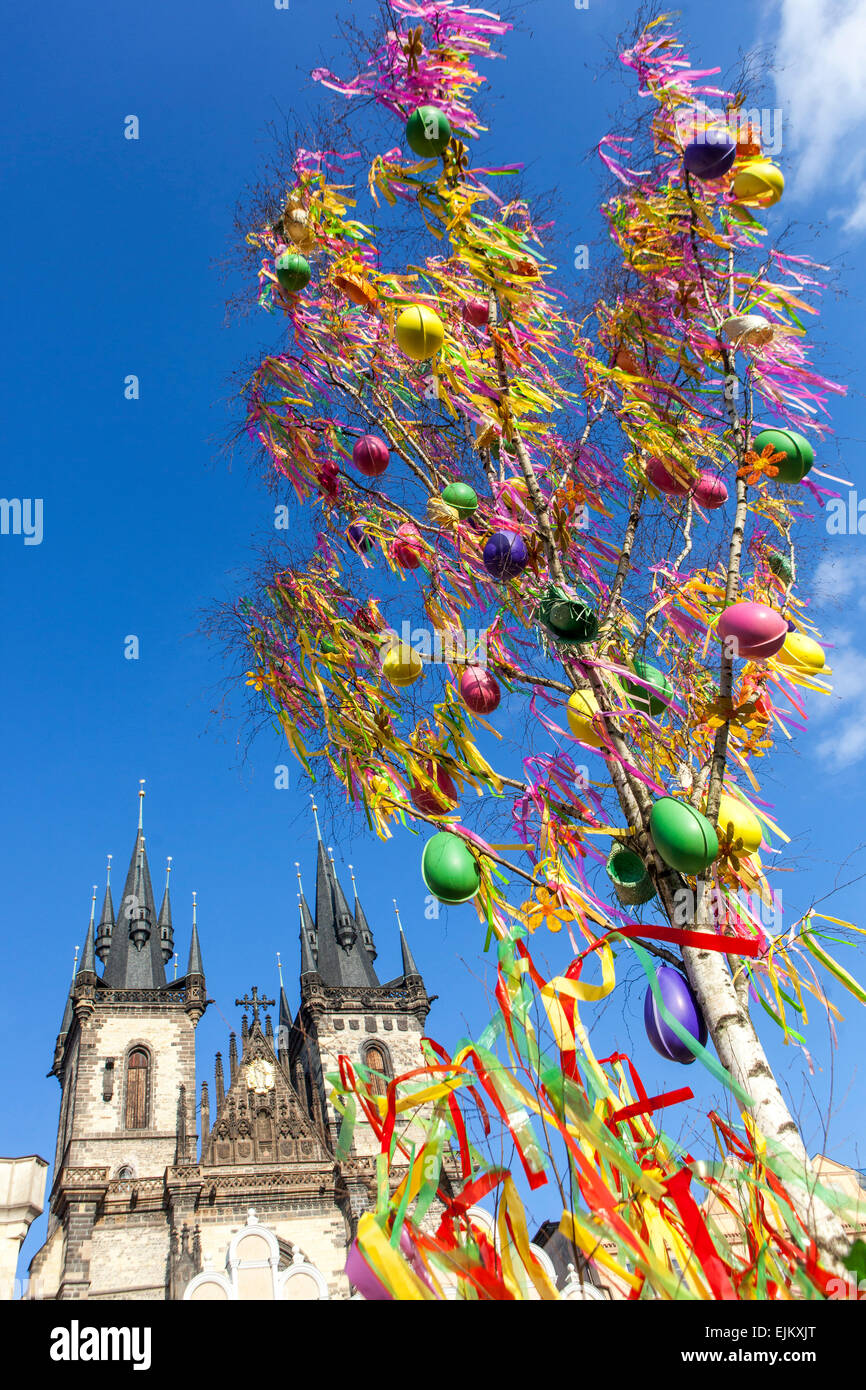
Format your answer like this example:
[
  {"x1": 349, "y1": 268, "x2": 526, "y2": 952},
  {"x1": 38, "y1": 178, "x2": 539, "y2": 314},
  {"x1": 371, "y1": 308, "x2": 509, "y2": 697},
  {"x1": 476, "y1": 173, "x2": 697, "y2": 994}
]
[
  {"x1": 30, "y1": 785, "x2": 206, "y2": 1300},
  {"x1": 289, "y1": 802, "x2": 432, "y2": 1166}
]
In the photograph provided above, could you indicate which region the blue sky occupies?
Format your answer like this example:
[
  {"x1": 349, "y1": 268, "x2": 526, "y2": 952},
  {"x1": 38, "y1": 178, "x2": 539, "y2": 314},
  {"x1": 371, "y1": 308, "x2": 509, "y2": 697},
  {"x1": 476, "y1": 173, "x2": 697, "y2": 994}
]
[{"x1": 4, "y1": 0, "x2": 866, "y2": 1279}]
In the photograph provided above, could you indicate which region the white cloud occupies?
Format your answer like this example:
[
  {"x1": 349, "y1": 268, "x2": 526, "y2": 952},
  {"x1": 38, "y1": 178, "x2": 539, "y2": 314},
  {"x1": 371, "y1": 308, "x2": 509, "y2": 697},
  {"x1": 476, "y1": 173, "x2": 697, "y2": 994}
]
[
  {"x1": 798, "y1": 551, "x2": 866, "y2": 763},
  {"x1": 770, "y1": 0, "x2": 866, "y2": 232}
]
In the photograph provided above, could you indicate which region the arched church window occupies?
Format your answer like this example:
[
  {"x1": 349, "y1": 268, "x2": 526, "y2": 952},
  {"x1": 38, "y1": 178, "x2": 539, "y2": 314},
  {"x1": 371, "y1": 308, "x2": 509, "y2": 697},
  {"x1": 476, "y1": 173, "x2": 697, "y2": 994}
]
[
  {"x1": 116, "y1": 1165, "x2": 134, "y2": 1180},
  {"x1": 364, "y1": 1043, "x2": 391, "y2": 1098},
  {"x1": 125, "y1": 1049, "x2": 150, "y2": 1129}
]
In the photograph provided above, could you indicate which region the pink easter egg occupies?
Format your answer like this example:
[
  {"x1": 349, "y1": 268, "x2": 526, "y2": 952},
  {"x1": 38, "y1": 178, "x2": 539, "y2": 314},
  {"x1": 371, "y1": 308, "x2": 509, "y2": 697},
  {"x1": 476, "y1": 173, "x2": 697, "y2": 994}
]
[
  {"x1": 693, "y1": 471, "x2": 728, "y2": 509},
  {"x1": 459, "y1": 666, "x2": 501, "y2": 714},
  {"x1": 392, "y1": 523, "x2": 423, "y2": 569},
  {"x1": 717, "y1": 601, "x2": 787, "y2": 660},
  {"x1": 352, "y1": 434, "x2": 390, "y2": 478},
  {"x1": 647, "y1": 457, "x2": 690, "y2": 496}
]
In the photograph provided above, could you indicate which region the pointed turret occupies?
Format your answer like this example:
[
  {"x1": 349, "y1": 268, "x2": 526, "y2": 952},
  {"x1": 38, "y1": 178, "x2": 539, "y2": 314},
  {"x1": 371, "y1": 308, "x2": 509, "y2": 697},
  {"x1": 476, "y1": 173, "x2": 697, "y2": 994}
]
[
  {"x1": 50, "y1": 944, "x2": 81, "y2": 1078},
  {"x1": 78, "y1": 906, "x2": 98, "y2": 982},
  {"x1": 277, "y1": 952, "x2": 292, "y2": 1064},
  {"x1": 296, "y1": 865, "x2": 318, "y2": 977},
  {"x1": 102, "y1": 783, "x2": 167, "y2": 989},
  {"x1": 395, "y1": 900, "x2": 422, "y2": 979},
  {"x1": 95, "y1": 857, "x2": 114, "y2": 963},
  {"x1": 350, "y1": 864, "x2": 377, "y2": 960},
  {"x1": 184, "y1": 892, "x2": 206, "y2": 1023},
  {"x1": 158, "y1": 857, "x2": 174, "y2": 964}
]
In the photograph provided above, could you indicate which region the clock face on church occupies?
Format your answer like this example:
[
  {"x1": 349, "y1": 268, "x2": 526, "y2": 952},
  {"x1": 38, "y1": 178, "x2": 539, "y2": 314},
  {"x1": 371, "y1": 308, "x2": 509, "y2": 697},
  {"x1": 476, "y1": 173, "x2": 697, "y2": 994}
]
[{"x1": 245, "y1": 1058, "x2": 275, "y2": 1094}]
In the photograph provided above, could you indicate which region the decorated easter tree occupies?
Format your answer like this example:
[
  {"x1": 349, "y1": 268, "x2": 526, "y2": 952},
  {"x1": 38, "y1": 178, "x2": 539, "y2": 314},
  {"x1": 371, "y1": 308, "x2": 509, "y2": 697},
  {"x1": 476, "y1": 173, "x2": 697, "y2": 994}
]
[{"x1": 231, "y1": 3, "x2": 862, "y2": 1296}]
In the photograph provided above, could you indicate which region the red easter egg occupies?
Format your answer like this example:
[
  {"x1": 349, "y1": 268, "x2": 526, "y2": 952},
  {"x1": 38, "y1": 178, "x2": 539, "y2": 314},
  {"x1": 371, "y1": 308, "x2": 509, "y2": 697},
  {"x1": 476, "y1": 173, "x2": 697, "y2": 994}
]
[
  {"x1": 647, "y1": 457, "x2": 690, "y2": 496},
  {"x1": 693, "y1": 471, "x2": 728, "y2": 509},
  {"x1": 353, "y1": 434, "x2": 389, "y2": 478},
  {"x1": 459, "y1": 666, "x2": 501, "y2": 714},
  {"x1": 717, "y1": 601, "x2": 788, "y2": 660},
  {"x1": 463, "y1": 297, "x2": 489, "y2": 328},
  {"x1": 409, "y1": 761, "x2": 459, "y2": 816}
]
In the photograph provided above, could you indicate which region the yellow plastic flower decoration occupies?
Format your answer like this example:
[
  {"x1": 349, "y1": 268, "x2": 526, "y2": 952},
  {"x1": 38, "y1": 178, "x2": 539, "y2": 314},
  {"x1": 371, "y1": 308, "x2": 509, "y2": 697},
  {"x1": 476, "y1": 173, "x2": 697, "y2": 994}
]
[{"x1": 520, "y1": 885, "x2": 575, "y2": 934}]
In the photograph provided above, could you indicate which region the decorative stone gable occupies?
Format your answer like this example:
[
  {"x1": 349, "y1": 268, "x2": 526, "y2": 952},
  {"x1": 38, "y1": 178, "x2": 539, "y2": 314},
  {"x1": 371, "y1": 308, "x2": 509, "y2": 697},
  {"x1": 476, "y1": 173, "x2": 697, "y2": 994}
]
[{"x1": 203, "y1": 1015, "x2": 330, "y2": 1168}]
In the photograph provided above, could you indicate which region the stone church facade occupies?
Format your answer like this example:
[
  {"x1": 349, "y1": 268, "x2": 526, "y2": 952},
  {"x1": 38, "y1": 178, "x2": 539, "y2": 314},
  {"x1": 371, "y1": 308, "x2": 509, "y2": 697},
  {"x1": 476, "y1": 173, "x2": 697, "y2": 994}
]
[{"x1": 28, "y1": 799, "x2": 433, "y2": 1301}]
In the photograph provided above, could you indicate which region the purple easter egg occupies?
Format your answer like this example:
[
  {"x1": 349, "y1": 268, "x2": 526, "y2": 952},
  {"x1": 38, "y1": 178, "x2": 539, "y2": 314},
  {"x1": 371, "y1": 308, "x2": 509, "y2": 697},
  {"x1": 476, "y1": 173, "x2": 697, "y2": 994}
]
[
  {"x1": 644, "y1": 965, "x2": 708, "y2": 1065},
  {"x1": 345, "y1": 1226, "x2": 430, "y2": 1299},
  {"x1": 348, "y1": 523, "x2": 372, "y2": 553},
  {"x1": 482, "y1": 530, "x2": 528, "y2": 580},
  {"x1": 683, "y1": 136, "x2": 736, "y2": 181}
]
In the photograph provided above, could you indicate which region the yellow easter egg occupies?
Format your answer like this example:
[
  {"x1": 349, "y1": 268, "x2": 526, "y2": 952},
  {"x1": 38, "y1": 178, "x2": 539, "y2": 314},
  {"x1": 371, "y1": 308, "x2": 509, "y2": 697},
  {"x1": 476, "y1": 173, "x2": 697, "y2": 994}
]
[
  {"x1": 716, "y1": 794, "x2": 763, "y2": 854},
  {"x1": 381, "y1": 643, "x2": 423, "y2": 688},
  {"x1": 566, "y1": 690, "x2": 605, "y2": 747},
  {"x1": 731, "y1": 160, "x2": 784, "y2": 208},
  {"x1": 395, "y1": 305, "x2": 445, "y2": 361},
  {"x1": 780, "y1": 630, "x2": 826, "y2": 673}
]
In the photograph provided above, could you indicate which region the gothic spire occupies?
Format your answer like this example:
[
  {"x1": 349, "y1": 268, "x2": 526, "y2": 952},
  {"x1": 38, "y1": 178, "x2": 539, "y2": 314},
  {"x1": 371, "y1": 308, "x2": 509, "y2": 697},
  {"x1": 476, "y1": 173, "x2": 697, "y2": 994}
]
[
  {"x1": 395, "y1": 900, "x2": 422, "y2": 979},
  {"x1": 51, "y1": 943, "x2": 80, "y2": 1076},
  {"x1": 158, "y1": 857, "x2": 174, "y2": 964},
  {"x1": 95, "y1": 856, "x2": 114, "y2": 963},
  {"x1": 350, "y1": 863, "x2": 377, "y2": 961},
  {"x1": 102, "y1": 783, "x2": 167, "y2": 989},
  {"x1": 78, "y1": 895, "x2": 98, "y2": 980},
  {"x1": 298, "y1": 892, "x2": 317, "y2": 977},
  {"x1": 186, "y1": 891, "x2": 204, "y2": 977},
  {"x1": 277, "y1": 952, "x2": 293, "y2": 1058}
]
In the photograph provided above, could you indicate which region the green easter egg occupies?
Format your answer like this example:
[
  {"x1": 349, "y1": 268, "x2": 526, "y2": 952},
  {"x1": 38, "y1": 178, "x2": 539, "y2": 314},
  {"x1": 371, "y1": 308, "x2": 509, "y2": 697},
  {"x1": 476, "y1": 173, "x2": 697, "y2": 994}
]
[
  {"x1": 421, "y1": 831, "x2": 480, "y2": 905},
  {"x1": 406, "y1": 106, "x2": 452, "y2": 158},
  {"x1": 649, "y1": 797, "x2": 719, "y2": 875},
  {"x1": 753, "y1": 428, "x2": 815, "y2": 484},
  {"x1": 442, "y1": 482, "x2": 478, "y2": 519}
]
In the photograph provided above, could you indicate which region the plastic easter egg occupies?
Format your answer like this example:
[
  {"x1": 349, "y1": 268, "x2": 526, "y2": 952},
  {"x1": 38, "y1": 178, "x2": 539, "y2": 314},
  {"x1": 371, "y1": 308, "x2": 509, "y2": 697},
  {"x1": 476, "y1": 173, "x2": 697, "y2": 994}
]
[
  {"x1": 409, "y1": 762, "x2": 459, "y2": 817},
  {"x1": 345, "y1": 1224, "x2": 429, "y2": 1300},
  {"x1": 320, "y1": 635, "x2": 337, "y2": 656},
  {"x1": 459, "y1": 666, "x2": 500, "y2": 715},
  {"x1": 396, "y1": 305, "x2": 445, "y2": 361},
  {"x1": 720, "y1": 313, "x2": 773, "y2": 348},
  {"x1": 644, "y1": 965, "x2": 707, "y2": 1065},
  {"x1": 692, "y1": 470, "x2": 728, "y2": 510},
  {"x1": 766, "y1": 548, "x2": 793, "y2": 584},
  {"x1": 716, "y1": 794, "x2": 762, "y2": 854},
  {"x1": 622, "y1": 659, "x2": 674, "y2": 716},
  {"x1": 463, "y1": 297, "x2": 489, "y2": 328},
  {"x1": 649, "y1": 797, "x2": 719, "y2": 875},
  {"x1": 392, "y1": 523, "x2": 423, "y2": 570},
  {"x1": 683, "y1": 133, "x2": 736, "y2": 180},
  {"x1": 717, "y1": 601, "x2": 788, "y2": 661},
  {"x1": 647, "y1": 456, "x2": 690, "y2": 496},
  {"x1": 382, "y1": 643, "x2": 423, "y2": 688},
  {"x1": 483, "y1": 530, "x2": 528, "y2": 580},
  {"x1": 406, "y1": 106, "x2": 452, "y2": 158},
  {"x1": 442, "y1": 482, "x2": 478, "y2": 519},
  {"x1": 274, "y1": 251, "x2": 311, "y2": 293},
  {"x1": 347, "y1": 522, "x2": 373, "y2": 554},
  {"x1": 353, "y1": 435, "x2": 389, "y2": 478},
  {"x1": 421, "y1": 831, "x2": 480, "y2": 905},
  {"x1": 539, "y1": 585, "x2": 599, "y2": 644},
  {"x1": 731, "y1": 160, "x2": 784, "y2": 208},
  {"x1": 752, "y1": 428, "x2": 815, "y2": 484},
  {"x1": 780, "y1": 630, "x2": 826, "y2": 673},
  {"x1": 566, "y1": 690, "x2": 605, "y2": 747}
]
